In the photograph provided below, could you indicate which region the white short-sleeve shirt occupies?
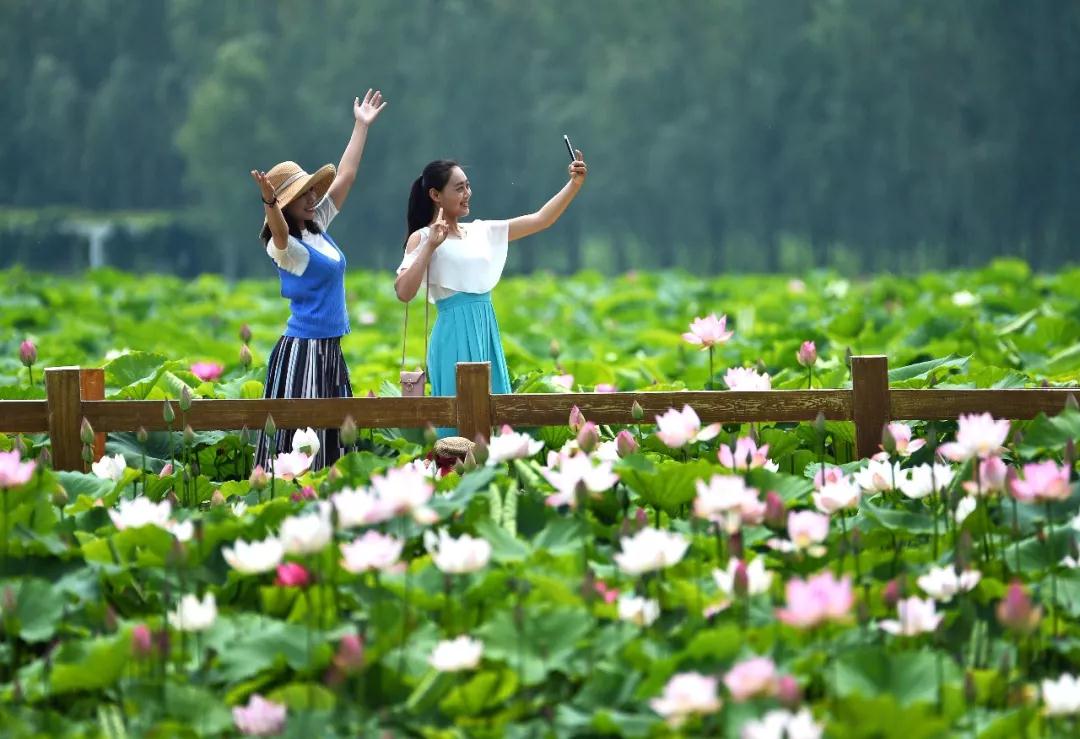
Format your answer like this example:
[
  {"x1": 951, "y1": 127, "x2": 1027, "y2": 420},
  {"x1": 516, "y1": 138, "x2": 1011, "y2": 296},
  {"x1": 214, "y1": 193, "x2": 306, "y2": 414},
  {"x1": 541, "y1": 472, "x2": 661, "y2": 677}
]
[
  {"x1": 396, "y1": 220, "x2": 509, "y2": 302},
  {"x1": 265, "y1": 196, "x2": 341, "y2": 276}
]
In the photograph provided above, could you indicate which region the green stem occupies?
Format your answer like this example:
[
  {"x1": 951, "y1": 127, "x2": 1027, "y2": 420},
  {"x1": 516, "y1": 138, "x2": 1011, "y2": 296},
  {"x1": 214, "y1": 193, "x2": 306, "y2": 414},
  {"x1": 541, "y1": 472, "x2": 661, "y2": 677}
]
[
  {"x1": 1046, "y1": 501, "x2": 1058, "y2": 639},
  {"x1": 1011, "y1": 497, "x2": 1020, "y2": 573},
  {"x1": 708, "y1": 346, "x2": 714, "y2": 391}
]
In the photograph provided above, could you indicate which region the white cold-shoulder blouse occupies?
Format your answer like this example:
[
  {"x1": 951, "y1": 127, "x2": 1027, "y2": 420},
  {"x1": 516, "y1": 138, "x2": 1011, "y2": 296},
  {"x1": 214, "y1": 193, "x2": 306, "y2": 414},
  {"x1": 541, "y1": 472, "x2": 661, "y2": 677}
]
[{"x1": 396, "y1": 219, "x2": 509, "y2": 302}]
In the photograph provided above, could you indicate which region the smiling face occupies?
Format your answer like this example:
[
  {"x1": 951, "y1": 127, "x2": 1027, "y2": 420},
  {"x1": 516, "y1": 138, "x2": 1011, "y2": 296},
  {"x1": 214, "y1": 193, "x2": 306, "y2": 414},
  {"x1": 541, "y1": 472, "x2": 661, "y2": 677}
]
[
  {"x1": 284, "y1": 186, "x2": 319, "y2": 224},
  {"x1": 429, "y1": 166, "x2": 471, "y2": 220}
]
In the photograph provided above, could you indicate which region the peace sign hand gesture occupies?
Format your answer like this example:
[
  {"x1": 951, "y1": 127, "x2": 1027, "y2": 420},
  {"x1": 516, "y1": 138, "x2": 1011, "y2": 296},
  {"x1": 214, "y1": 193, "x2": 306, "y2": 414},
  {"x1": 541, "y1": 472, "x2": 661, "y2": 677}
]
[
  {"x1": 428, "y1": 208, "x2": 449, "y2": 250},
  {"x1": 354, "y1": 88, "x2": 387, "y2": 127},
  {"x1": 569, "y1": 149, "x2": 587, "y2": 185}
]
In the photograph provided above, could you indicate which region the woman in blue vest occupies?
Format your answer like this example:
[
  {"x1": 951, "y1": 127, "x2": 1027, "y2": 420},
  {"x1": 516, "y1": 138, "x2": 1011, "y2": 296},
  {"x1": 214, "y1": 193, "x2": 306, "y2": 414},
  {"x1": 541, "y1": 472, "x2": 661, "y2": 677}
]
[
  {"x1": 394, "y1": 149, "x2": 588, "y2": 437},
  {"x1": 250, "y1": 88, "x2": 387, "y2": 470}
]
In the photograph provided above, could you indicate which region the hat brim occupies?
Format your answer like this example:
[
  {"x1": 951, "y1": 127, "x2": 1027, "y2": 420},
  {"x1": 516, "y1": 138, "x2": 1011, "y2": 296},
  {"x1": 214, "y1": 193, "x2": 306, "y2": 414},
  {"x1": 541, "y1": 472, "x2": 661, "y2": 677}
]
[{"x1": 261, "y1": 164, "x2": 337, "y2": 232}]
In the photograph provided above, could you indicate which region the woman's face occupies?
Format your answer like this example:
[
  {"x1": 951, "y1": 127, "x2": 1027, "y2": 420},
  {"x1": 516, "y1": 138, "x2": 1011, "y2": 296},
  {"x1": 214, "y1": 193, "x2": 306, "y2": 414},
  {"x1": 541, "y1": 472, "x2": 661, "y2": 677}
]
[
  {"x1": 284, "y1": 186, "x2": 319, "y2": 224},
  {"x1": 430, "y1": 167, "x2": 471, "y2": 219}
]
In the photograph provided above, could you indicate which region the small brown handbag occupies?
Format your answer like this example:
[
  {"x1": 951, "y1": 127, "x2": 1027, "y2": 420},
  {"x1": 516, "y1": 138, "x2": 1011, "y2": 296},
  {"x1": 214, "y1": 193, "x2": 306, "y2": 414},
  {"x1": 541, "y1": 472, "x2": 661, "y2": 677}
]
[{"x1": 399, "y1": 268, "x2": 430, "y2": 397}]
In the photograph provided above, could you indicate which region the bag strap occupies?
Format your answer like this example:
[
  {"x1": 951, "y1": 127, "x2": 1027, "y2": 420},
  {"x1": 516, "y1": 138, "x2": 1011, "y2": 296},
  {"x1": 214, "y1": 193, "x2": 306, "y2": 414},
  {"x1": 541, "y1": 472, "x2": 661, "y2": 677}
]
[{"x1": 401, "y1": 262, "x2": 431, "y2": 373}]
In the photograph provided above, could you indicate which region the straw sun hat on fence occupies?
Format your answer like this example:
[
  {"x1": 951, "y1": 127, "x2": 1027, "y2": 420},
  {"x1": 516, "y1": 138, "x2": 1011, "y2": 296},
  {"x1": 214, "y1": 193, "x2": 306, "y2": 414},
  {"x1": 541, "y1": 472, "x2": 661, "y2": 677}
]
[{"x1": 260, "y1": 160, "x2": 336, "y2": 231}]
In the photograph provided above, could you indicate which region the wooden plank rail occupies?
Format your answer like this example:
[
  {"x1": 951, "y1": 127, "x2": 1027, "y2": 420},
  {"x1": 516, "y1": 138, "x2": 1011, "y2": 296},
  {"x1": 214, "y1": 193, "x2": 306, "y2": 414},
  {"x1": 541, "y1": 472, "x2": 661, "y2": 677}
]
[{"x1": 0, "y1": 357, "x2": 1073, "y2": 471}]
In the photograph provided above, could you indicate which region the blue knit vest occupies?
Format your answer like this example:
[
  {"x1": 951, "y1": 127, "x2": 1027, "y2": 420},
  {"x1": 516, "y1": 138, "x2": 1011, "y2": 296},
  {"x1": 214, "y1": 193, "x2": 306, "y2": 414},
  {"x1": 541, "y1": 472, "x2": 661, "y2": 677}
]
[{"x1": 278, "y1": 232, "x2": 350, "y2": 339}]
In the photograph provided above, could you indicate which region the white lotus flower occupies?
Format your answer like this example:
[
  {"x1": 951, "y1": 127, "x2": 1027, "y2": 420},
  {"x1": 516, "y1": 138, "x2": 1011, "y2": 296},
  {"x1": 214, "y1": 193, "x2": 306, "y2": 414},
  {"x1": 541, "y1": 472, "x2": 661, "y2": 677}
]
[
  {"x1": 955, "y1": 495, "x2": 977, "y2": 525},
  {"x1": 222, "y1": 538, "x2": 285, "y2": 575},
  {"x1": 852, "y1": 458, "x2": 901, "y2": 493},
  {"x1": 812, "y1": 477, "x2": 861, "y2": 515},
  {"x1": 429, "y1": 636, "x2": 483, "y2": 672},
  {"x1": 879, "y1": 596, "x2": 943, "y2": 636},
  {"x1": 617, "y1": 594, "x2": 660, "y2": 626},
  {"x1": 109, "y1": 496, "x2": 171, "y2": 530},
  {"x1": 340, "y1": 531, "x2": 404, "y2": 574},
  {"x1": 425, "y1": 529, "x2": 491, "y2": 574},
  {"x1": 279, "y1": 511, "x2": 333, "y2": 555},
  {"x1": 92, "y1": 453, "x2": 127, "y2": 481},
  {"x1": 486, "y1": 426, "x2": 544, "y2": 465},
  {"x1": 898, "y1": 463, "x2": 955, "y2": 499},
  {"x1": 917, "y1": 565, "x2": 981, "y2": 602},
  {"x1": 713, "y1": 557, "x2": 773, "y2": 597},
  {"x1": 292, "y1": 427, "x2": 320, "y2": 458},
  {"x1": 650, "y1": 672, "x2": 721, "y2": 727},
  {"x1": 741, "y1": 708, "x2": 823, "y2": 739},
  {"x1": 168, "y1": 592, "x2": 217, "y2": 632},
  {"x1": 1042, "y1": 673, "x2": 1080, "y2": 716},
  {"x1": 614, "y1": 527, "x2": 689, "y2": 575}
]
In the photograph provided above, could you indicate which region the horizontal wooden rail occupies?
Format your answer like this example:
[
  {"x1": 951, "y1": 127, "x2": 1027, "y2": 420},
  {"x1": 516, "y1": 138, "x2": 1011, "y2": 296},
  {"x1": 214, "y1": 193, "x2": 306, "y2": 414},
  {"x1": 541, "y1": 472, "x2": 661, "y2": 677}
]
[
  {"x1": 492, "y1": 390, "x2": 853, "y2": 427},
  {"x1": 0, "y1": 357, "x2": 1075, "y2": 471},
  {"x1": 81, "y1": 397, "x2": 457, "y2": 433},
  {"x1": 891, "y1": 389, "x2": 1079, "y2": 420}
]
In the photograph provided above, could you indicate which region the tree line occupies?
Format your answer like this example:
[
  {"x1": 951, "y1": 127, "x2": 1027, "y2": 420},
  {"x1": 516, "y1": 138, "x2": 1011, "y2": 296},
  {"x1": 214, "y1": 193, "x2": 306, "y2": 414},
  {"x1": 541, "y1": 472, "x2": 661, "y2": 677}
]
[{"x1": 2, "y1": 0, "x2": 1078, "y2": 278}]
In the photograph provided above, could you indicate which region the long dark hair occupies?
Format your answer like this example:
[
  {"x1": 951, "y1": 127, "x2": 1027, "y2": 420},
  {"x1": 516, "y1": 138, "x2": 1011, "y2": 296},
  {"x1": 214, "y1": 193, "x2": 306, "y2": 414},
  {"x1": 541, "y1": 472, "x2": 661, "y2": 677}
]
[
  {"x1": 260, "y1": 202, "x2": 323, "y2": 244},
  {"x1": 404, "y1": 160, "x2": 458, "y2": 247}
]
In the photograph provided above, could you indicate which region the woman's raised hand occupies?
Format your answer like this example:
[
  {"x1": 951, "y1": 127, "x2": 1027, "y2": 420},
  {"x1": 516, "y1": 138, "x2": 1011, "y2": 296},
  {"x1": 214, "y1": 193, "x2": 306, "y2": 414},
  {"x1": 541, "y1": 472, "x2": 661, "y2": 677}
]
[
  {"x1": 250, "y1": 170, "x2": 276, "y2": 205},
  {"x1": 569, "y1": 149, "x2": 587, "y2": 185},
  {"x1": 428, "y1": 208, "x2": 449, "y2": 249},
  {"x1": 354, "y1": 89, "x2": 387, "y2": 127}
]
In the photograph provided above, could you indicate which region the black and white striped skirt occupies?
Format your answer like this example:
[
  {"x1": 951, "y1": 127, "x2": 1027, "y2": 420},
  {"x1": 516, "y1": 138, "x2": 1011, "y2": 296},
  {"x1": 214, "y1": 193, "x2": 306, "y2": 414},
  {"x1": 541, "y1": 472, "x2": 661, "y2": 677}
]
[{"x1": 254, "y1": 336, "x2": 353, "y2": 472}]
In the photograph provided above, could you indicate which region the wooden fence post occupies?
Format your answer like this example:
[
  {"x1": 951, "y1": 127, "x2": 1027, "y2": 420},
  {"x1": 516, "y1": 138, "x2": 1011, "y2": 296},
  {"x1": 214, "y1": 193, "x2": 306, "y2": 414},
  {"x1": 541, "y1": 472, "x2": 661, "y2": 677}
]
[
  {"x1": 46, "y1": 367, "x2": 84, "y2": 472},
  {"x1": 79, "y1": 368, "x2": 106, "y2": 462},
  {"x1": 456, "y1": 362, "x2": 493, "y2": 443},
  {"x1": 851, "y1": 355, "x2": 891, "y2": 460}
]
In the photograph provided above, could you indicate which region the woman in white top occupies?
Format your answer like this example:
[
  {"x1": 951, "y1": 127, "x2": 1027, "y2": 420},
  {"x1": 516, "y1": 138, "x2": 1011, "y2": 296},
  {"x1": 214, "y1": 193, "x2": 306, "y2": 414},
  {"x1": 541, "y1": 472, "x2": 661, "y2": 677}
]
[{"x1": 395, "y1": 153, "x2": 588, "y2": 437}]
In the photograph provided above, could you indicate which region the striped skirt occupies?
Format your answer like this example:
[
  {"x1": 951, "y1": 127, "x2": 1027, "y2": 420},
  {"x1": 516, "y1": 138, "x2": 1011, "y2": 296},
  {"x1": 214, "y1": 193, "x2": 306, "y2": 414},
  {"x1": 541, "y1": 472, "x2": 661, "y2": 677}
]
[
  {"x1": 254, "y1": 336, "x2": 353, "y2": 472},
  {"x1": 429, "y1": 291, "x2": 512, "y2": 438}
]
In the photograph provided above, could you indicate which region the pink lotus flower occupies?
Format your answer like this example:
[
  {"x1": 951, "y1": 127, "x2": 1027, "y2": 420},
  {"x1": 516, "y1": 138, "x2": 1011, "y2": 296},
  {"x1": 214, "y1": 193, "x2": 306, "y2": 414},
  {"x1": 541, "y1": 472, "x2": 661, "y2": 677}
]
[
  {"x1": 682, "y1": 313, "x2": 734, "y2": 350},
  {"x1": 723, "y1": 367, "x2": 772, "y2": 391},
  {"x1": 232, "y1": 694, "x2": 286, "y2": 736},
  {"x1": 776, "y1": 572, "x2": 854, "y2": 629},
  {"x1": 333, "y1": 633, "x2": 364, "y2": 673},
  {"x1": 593, "y1": 580, "x2": 619, "y2": 605},
  {"x1": 996, "y1": 580, "x2": 1042, "y2": 634},
  {"x1": 694, "y1": 475, "x2": 766, "y2": 531},
  {"x1": 0, "y1": 450, "x2": 35, "y2": 488},
  {"x1": 884, "y1": 422, "x2": 926, "y2": 456},
  {"x1": 812, "y1": 477, "x2": 861, "y2": 515},
  {"x1": 879, "y1": 596, "x2": 943, "y2": 636},
  {"x1": 724, "y1": 656, "x2": 779, "y2": 701},
  {"x1": 718, "y1": 437, "x2": 778, "y2": 472},
  {"x1": 542, "y1": 452, "x2": 619, "y2": 508},
  {"x1": 1009, "y1": 460, "x2": 1072, "y2": 502},
  {"x1": 271, "y1": 450, "x2": 312, "y2": 481},
  {"x1": 594, "y1": 383, "x2": 617, "y2": 393},
  {"x1": 275, "y1": 562, "x2": 310, "y2": 588},
  {"x1": 19, "y1": 339, "x2": 37, "y2": 367},
  {"x1": 339, "y1": 531, "x2": 404, "y2": 574},
  {"x1": 190, "y1": 361, "x2": 223, "y2": 382},
  {"x1": 655, "y1": 405, "x2": 721, "y2": 448},
  {"x1": 552, "y1": 374, "x2": 574, "y2": 390},
  {"x1": 963, "y1": 455, "x2": 1008, "y2": 495},
  {"x1": 650, "y1": 672, "x2": 722, "y2": 727},
  {"x1": 370, "y1": 464, "x2": 436, "y2": 522},
  {"x1": 131, "y1": 624, "x2": 153, "y2": 659},
  {"x1": 852, "y1": 458, "x2": 900, "y2": 493},
  {"x1": 811, "y1": 464, "x2": 845, "y2": 490},
  {"x1": 796, "y1": 341, "x2": 817, "y2": 368},
  {"x1": 937, "y1": 413, "x2": 1010, "y2": 461},
  {"x1": 779, "y1": 510, "x2": 830, "y2": 555}
]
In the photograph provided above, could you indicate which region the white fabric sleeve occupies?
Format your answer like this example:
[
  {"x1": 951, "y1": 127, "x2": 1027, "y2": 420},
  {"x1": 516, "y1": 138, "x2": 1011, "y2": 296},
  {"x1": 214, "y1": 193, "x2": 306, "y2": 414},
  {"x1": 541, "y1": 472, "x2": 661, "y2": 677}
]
[
  {"x1": 266, "y1": 236, "x2": 311, "y2": 276},
  {"x1": 396, "y1": 229, "x2": 429, "y2": 275},
  {"x1": 313, "y1": 195, "x2": 339, "y2": 230},
  {"x1": 485, "y1": 219, "x2": 510, "y2": 248}
]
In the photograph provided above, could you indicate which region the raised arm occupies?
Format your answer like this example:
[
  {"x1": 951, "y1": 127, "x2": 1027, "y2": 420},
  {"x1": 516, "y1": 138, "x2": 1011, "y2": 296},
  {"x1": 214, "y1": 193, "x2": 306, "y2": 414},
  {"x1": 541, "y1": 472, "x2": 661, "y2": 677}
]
[
  {"x1": 507, "y1": 149, "x2": 588, "y2": 242},
  {"x1": 327, "y1": 88, "x2": 388, "y2": 211},
  {"x1": 251, "y1": 169, "x2": 288, "y2": 250},
  {"x1": 395, "y1": 209, "x2": 450, "y2": 302}
]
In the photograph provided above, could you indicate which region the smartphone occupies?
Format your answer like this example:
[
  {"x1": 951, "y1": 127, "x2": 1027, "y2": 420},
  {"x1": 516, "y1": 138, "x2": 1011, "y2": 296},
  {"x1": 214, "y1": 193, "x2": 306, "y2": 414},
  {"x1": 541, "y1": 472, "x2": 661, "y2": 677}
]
[{"x1": 563, "y1": 134, "x2": 576, "y2": 162}]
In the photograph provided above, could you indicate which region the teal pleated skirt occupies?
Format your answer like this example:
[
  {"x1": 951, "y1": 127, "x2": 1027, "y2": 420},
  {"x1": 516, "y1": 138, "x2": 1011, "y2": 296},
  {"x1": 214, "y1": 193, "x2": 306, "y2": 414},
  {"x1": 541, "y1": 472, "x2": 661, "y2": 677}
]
[{"x1": 429, "y1": 291, "x2": 512, "y2": 438}]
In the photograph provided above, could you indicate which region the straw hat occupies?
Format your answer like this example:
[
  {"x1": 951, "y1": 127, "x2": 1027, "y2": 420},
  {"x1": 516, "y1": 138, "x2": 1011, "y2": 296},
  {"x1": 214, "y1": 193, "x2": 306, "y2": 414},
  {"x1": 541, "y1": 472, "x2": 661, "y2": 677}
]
[
  {"x1": 260, "y1": 160, "x2": 336, "y2": 228},
  {"x1": 434, "y1": 436, "x2": 475, "y2": 460}
]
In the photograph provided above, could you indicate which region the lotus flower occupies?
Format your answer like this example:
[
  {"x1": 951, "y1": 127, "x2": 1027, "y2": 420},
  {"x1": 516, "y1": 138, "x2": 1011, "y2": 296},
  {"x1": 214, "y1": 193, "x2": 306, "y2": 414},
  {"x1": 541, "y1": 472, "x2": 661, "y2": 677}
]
[
  {"x1": 718, "y1": 436, "x2": 778, "y2": 471},
  {"x1": 812, "y1": 477, "x2": 861, "y2": 515},
  {"x1": 917, "y1": 565, "x2": 981, "y2": 602},
  {"x1": 996, "y1": 580, "x2": 1042, "y2": 634},
  {"x1": 897, "y1": 463, "x2": 955, "y2": 500},
  {"x1": 429, "y1": 636, "x2": 483, "y2": 672},
  {"x1": 1042, "y1": 674, "x2": 1080, "y2": 716},
  {"x1": 614, "y1": 527, "x2": 689, "y2": 575},
  {"x1": 222, "y1": 538, "x2": 285, "y2": 575},
  {"x1": 955, "y1": 495, "x2": 977, "y2": 524},
  {"x1": 655, "y1": 405, "x2": 721, "y2": 448},
  {"x1": 724, "y1": 367, "x2": 772, "y2": 391},
  {"x1": 369, "y1": 464, "x2": 436, "y2": 522},
  {"x1": 879, "y1": 597, "x2": 943, "y2": 636},
  {"x1": 291, "y1": 427, "x2": 321, "y2": 457},
  {"x1": 425, "y1": 529, "x2": 491, "y2": 574},
  {"x1": 852, "y1": 458, "x2": 900, "y2": 493},
  {"x1": 0, "y1": 450, "x2": 35, "y2": 488},
  {"x1": 796, "y1": 341, "x2": 817, "y2": 367},
  {"x1": 19, "y1": 339, "x2": 37, "y2": 367},
  {"x1": 617, "y1": 594, "x2": 660, "y2": 626},
  {"x1": 271, "y1": 450, "x2": 312, "y2": 481},
  {"x1": 650, "y1": 672, "x2": 722, "y2": 727},
  {"x1": 724, "y1": 656, "x2": 779, "y2": 701},
  {"x1": 713, "y1": 557, "x2": 773, "y2": 597},
  {"x1": 776, "y1": 572, "x2": 853, "y2": 628},
  {"x1": 168, "y1": 593, "x2": 217, "y2": 632},
  {"x1": 232, "y1": 694, "x2": 287, "y2": 736},
  {"x1": 682, "y1": 313, "x2": 734, "y2": 349},
  {"x1": 962, "y1": 456, "x2": 1008, "y2": 495},
  {"x1": 340, "y1": 531, "x2": 404, "y2": 573},
  {"x1": 884, "y1": 422, "x2": 926, "y2": 456},
  {"x1": 542, "y1": 452, "x2": 619, "y2": 508},
  {"x1": 694, "y1": 475, "x2": 766, "y2": 531},
  {"x1": 741, "y1": 708, "x2": 823, "y2": 739},
  {"x1": 937, "y1": 413, "x2": 1010, "y2": 461},
  {"x1": 1010, "y1": 460, "x2": 1072, "y2": 502},
  {"x1": 487, "y1": 425, "x2": 544, "y2": 464},
  {"x1": 109, "y1": 497, "x2": 172, "y2": 530},
  {"x1": 92, "y1": 453, "x2": 127, "y2": 481},
  {"x1": 275, "y1": 562, "x2": 310, "y2": 588},
  {"x1": 279, "y1": 511, "x2": 333, "y2": 555},
  {"x1": 190, "y1": 362, "x2": 223, "y2": 382}
]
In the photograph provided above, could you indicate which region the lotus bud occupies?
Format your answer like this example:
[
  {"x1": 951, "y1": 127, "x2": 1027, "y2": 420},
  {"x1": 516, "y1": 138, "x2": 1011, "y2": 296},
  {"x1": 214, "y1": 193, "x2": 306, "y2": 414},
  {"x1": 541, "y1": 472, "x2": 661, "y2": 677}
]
[
  {"x1": 263, "y1": 414, "x2": 276, "y2": 439},
  {"x1": 577, "y1": 422, "x2": 600, "y2": 454},
  {"x1": 462, "y1": 450, "x2": 477, "y2": 471},
  {"x1": 159, "y1": 462, "x2": 174, "y2": 478},
  {"x1": 210, "y1": 490, "x2": 226, "y2": 507},
  {"x1": 796, "y1": 340, "x2": 817, "y2": 367},
  {"x1": 136, "y1": 426, "x2": 148, "y2": 445},
  {"x1": 37, "y1": 447, "x2": 50, "y2": 468},
  {"x1": 340, "y1": 416, "x2": 358, "y2": 447},
  {"x1": 132, "y1": 624, "x2": 153, "y2": 659},
  {"x1": 366, "y1": 389, "x2": 376, "y2": 398},
  {"x1": 334, "y1": 633, "x2": 364, "y2": 673},
  {"x1": 732, "y1": 560, "x2": 749, "y2": 598},
  {"x1": 249, "y1": 465, "x2": 269, "y2": 491},
  {"x1": 165, "y1": 490, "x2": 179, "y2": 507},
  {"x1": 79, "y1": 418, "x2": 95, "y2": 446},
  {"x1": 729, "y1": 530, "x2": 744, "y2": 560},
  {"x1": 615, "y1": 429, "x2": 638, "y2": 458},
  {"x1": 881, "y1": 424, "x2": 897, "y2": 455},
  {"x1": 882, "y1": 578, "x2": 901, "y2": 610},
  {"x1": 19, "y1": 339, "x2": 37, "y2": 367},
  {"x1": 179, "y1": 385, "x2": 193, "y2": 413},
  {"x1": 764, "y1": 491, "x2": 786, "y2": 529},
  {"x1": 631, "y1": 400, "x2": 644, "y2": 422},
  {"x1": 777, "y1": 675, "x2": 801, "y2": 708},
  {"x1": 549, "y1": 339, "x2": 561, "y2": 359},
  {"x1": 239, "y1": 344, "x2": 252, "y2": 369},
  {"x1": 471, "y1": 436, "x2": 489, "y2": 466},
  {"x1": 239, "y1": 323, "x2": 252, "y2": 344},
  {"x1": 996, "y1": 580, "x2": 1042, "y2": 635},
  {"x1": 183, "y1": 425, "x2": 195, "y2": 446},
  {"x1": 814, "y1": 411, "x2": 826, "y2": 438},
  {"x1": 162, "y1": 400, "x2": 175, "y2": 425},
  {"x1": 568, "y1": 405, "x2": 585, "y2": 433},
  {"x1": 51, "y1": 487, "x2": 68, "y2": 508},
  {"x1": 423, "y1": 424, "x2": 437, "y2": 446},
  {"x1": 1066, "y1": 393, "x2": 1079, "y2": 411}
]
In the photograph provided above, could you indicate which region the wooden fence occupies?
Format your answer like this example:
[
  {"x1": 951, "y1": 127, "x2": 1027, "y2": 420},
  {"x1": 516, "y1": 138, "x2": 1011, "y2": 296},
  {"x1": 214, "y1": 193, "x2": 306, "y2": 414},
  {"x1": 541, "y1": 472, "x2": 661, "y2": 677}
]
[{"x1": 0, "y1": 356, "x2": 1076, "y2": 472}]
